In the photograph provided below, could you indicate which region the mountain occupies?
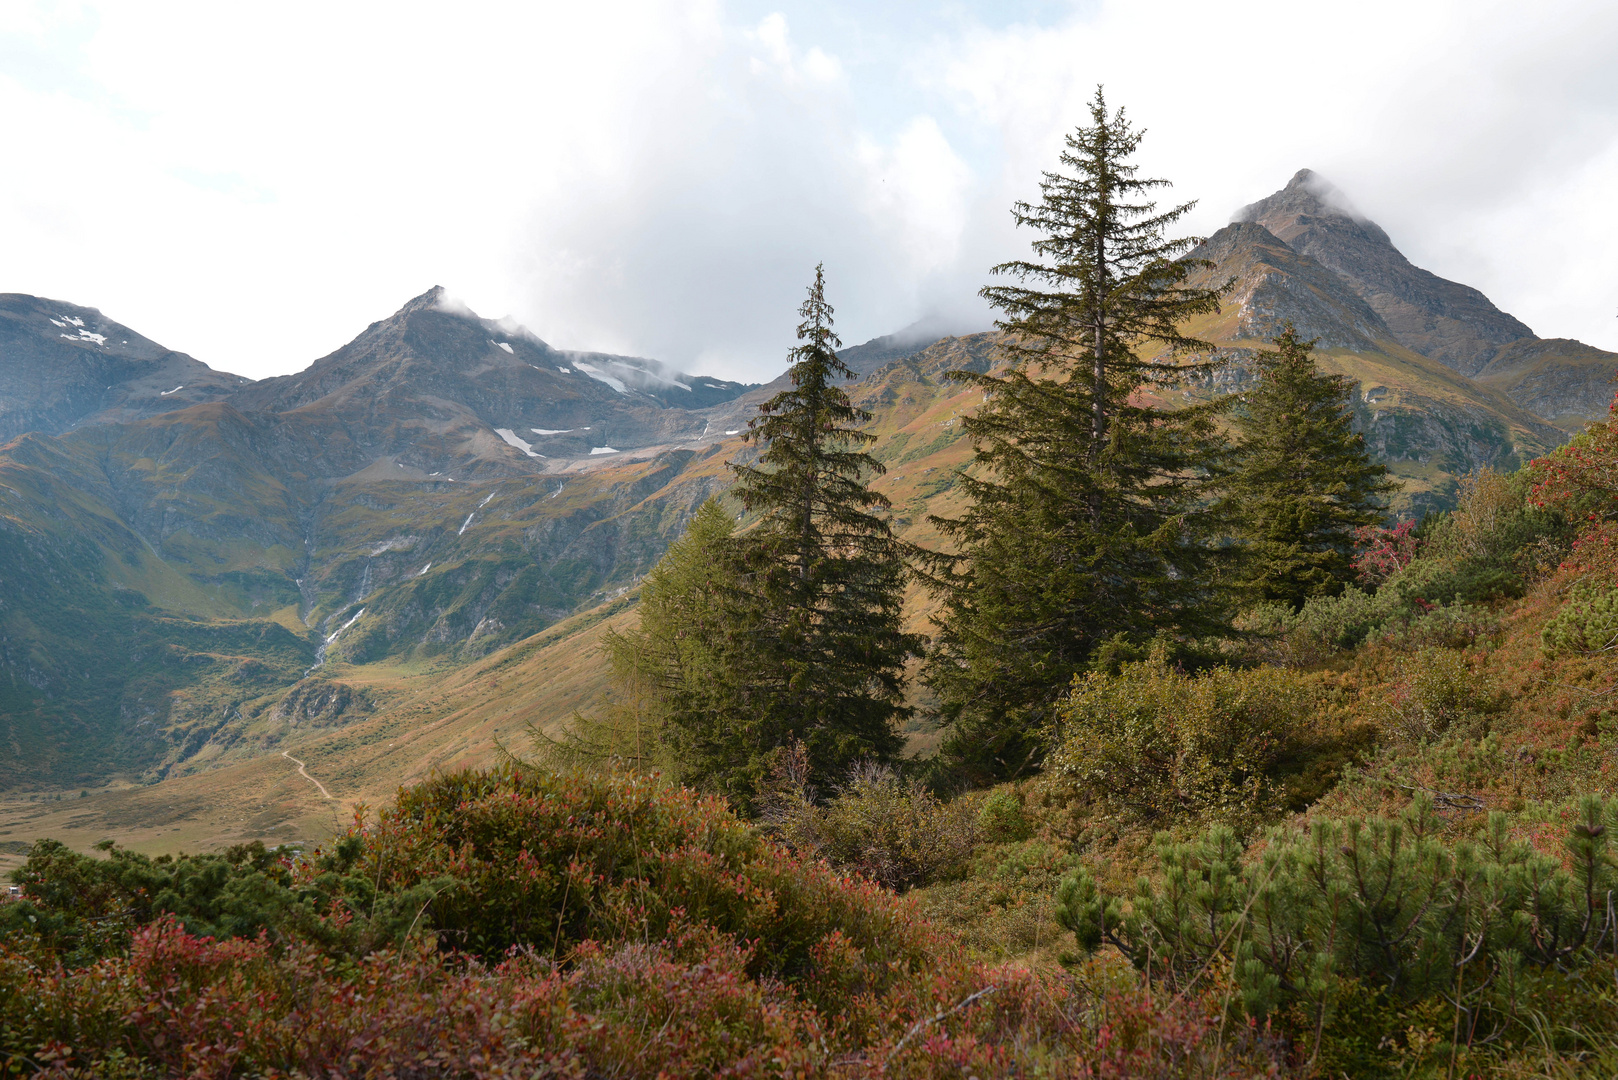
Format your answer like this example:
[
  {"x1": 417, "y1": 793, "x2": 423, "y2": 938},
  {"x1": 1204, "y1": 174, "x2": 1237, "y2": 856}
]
[
  {"x1": 1232, "y1": 170, "x2": 1616, "y2": 427},
  {"x1": 0, "y1": 293, "x2": 248, "y2": 438},
  {"x1": 1232, "y1": 170, "x2": 1534, "y2": 375},
  {"x1": 0, "y1": 288, "x2": 766, "y2": 792}
]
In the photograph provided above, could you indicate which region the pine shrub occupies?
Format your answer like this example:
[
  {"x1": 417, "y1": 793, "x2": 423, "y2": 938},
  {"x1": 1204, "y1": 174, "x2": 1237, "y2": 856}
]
[
  {"x1": 1543, "y1": 581, "x2": 1618, "y2": 658},
  {"x1": 1056, "y1": 795, "x2": 1618, "y2": 1071}
]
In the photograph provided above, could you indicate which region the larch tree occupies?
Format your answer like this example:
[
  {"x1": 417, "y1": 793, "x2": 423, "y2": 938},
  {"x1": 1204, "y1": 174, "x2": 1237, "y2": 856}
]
[
  {"x1": 1229, "y1": 323, "x2": 1396, "y2": 608},
  {"x1": 560, "y1": 497, "x2": 751, "y2": 781},
  {"x1": 923, "y1": 87, "x2": 1232, "y2": 784}
]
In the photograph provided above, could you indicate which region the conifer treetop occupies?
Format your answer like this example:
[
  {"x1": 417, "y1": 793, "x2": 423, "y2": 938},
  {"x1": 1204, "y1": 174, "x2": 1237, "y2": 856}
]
[
  {"x1": 731, "y1": 264, "x2": 891, "y2": 552},
  {"x1": 981, "y1": 85, "x2": 1228, "y2": 384}
]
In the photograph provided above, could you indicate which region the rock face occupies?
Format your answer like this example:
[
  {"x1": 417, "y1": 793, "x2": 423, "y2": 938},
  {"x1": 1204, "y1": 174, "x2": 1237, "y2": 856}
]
[
  {"x1": 0, "y1": 294, "x2": 247, "y2": 439},
  {"x1": 1234, "y1": 170, "x2": 1535, "y2": 376}
]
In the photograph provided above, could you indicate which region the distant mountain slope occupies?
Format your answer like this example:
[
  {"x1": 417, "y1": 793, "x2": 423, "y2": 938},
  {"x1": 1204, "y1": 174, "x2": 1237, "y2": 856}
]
[
  {"x1": 228, "y1": 287, "x2": 754, "y2": 479},
  {"x1": 1232, "y1": 170, "x2": 1618, "y2": 426},
  {"x1": 1475, "y1": 338, "x2": 1618, "y2": 432},
  {"x1": 1180, "y1": 222, "x2": 1564, "y2": 512},
  {"x1": 0, "y1": 294, "x2": 247, "y2": 439}
]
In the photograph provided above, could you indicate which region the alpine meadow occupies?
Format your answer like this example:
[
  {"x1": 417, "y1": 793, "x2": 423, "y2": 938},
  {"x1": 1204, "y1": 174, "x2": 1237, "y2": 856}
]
[{"x1": 6, "y1": 69, "x2": 1618, "y2": 1080}]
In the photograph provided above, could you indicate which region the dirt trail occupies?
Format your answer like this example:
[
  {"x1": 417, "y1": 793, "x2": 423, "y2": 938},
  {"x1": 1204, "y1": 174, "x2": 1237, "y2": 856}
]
[{"x1": 282, "y1": 750, "x2": 334, "y2": 800}]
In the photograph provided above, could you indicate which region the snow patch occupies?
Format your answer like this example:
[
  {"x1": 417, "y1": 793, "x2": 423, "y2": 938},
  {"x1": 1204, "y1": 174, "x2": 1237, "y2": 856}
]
[
  {"x1": 725, "y1": 430, "x2": 741, "y2": 435},
  {"x1": 589, "y1": 446, "x2": 619, "y2": 455},
  {"x1": 494, "y1": 428, "x2": 542, "y2": 457},
  {"x1": 61, "y1": 315, "x2": 83, "y2": 328},
  {"x1": 558, "y1": 367, "x2": 572, "y2": 374},
  {"x1": 458, "y1": 512, "x2": 475, "y2": 535},
  {"x1": 160, "y1": 385, "x2": 185, "y2": 396},
  {"x1": 572, "y1": 361, "x2": 627, "y2": 393},
  {"x1": 495, "y1": 341, "x2": 514, "y2": 354},
  {"x1": 77, "y1": 330, "x2": 106, "y2": 345},
  {"x1": 417, "y1": 562, "x2": 432, "y2": 577},
  {"x1": 478, "y1": 491, "x2": 497, "y2": 508},
  {"x1": 49, "y1": 318, "x2": 65, "y2": 328},
  {"x1": 531, "y1": 428, "x2": 571, "y2": 435}
]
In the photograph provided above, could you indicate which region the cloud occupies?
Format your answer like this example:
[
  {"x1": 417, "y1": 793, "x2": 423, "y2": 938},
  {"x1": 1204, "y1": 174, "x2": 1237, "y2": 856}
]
[{"x1": 0, "y1": 0, "x2": 1613, "y2": 384}]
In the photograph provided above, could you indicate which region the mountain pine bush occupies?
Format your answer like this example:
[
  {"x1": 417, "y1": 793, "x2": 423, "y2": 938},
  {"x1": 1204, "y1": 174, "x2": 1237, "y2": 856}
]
[
  {"x1": 1543, "y1": 581, "x2": 1618, "y2": 658},
  {"x1": 1056, "y1": 795, "x2": 1618, "y2": 1072}
]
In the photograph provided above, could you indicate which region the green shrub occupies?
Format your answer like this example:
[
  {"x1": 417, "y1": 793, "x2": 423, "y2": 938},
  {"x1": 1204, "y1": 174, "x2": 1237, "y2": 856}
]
[
  {"x1": 1286, "y1": 585, "x2": 1399, "y2": 652},
  {"x1": 1045, "y1": 654, "x2": 1324, "y2": 825},
  {"x1": 767, "y1": 758, "x2": 979, "y2": 891},
  {"x1": 1055, "y1": 795, "x2": 1618, "y2": 1072},
  {"x1": 0, "y1": 836, "x2": 421, "y2": 967},
  {"x1": 1543, "y1": 581, "x2": 1618, "y2": 657}
]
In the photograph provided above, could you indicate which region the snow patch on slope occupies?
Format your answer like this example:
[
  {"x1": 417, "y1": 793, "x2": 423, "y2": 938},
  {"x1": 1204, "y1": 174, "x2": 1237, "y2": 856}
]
[
  {"x1": 495, "y1": 428, "x2": 543, "y2": 457},
  {"x1": 572, "y1": 361, "x2": 627, "y2": 394}
]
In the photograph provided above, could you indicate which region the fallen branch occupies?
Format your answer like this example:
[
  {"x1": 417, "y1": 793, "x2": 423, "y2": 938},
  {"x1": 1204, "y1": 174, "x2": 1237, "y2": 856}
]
[{"x1": 1391, "y1": 780, "x2": 1486, "y2": 814}]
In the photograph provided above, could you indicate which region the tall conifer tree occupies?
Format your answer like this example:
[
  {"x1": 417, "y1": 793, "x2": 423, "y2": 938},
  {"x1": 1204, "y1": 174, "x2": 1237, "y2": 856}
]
[
  {"x1": 711, "y1": 265, "x2": 920, "y2": 796},
  {"x1": 1229, "y1": 324, "x2": 1396, "y2": 608},
  {"x1": 924, "y1": 88, "x2": 1231, "y2": 783}
]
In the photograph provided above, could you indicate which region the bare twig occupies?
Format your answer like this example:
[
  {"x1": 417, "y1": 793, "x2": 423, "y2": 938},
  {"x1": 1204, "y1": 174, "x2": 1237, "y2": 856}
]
[{"x1": 884, "y1": 985, "x2": 998, "y2": 1069}]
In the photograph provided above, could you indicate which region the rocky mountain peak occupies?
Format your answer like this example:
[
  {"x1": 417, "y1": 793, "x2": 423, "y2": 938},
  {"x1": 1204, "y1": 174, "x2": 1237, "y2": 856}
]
[
  {"x1": 398, "y1": 285, "x2": 449, "y2": 315},
  {"x1": 1185, "y1": 222, "x2": 1397, "y2": 352},
  {"x1": 0, "y1": 293, "x2": 247, "y2": 439},
  {"x1": 1233, "y1": 169, "x2": 1393, "y2": 249},
  {"x1": 1229, "y1": 169, "x2": 1533, "y2": 375}
]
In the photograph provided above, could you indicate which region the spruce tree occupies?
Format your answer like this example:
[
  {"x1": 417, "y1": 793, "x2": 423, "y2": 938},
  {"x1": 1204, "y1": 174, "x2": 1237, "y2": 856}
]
[
  {"x1": 1229, "y1": 323, "x2": 1396, "y2": 608},
  {"x1": 718, "y1": 265, "x2": 920, "y2": 795},
  {"x1": 924, "y1": 87, "x2": 1231, "y2": 783}
]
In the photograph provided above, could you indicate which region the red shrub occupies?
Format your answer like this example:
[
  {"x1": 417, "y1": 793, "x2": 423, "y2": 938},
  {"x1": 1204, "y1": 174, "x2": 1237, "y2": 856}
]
[{"x1": 1352, "y1": 521, "x2": 1418, "y2": 585}]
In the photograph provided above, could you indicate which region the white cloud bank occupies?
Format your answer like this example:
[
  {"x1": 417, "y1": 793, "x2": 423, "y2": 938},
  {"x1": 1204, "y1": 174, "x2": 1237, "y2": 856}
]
[{"x1": 0, "y1": 0, "x2": 1614, "y2": 382}]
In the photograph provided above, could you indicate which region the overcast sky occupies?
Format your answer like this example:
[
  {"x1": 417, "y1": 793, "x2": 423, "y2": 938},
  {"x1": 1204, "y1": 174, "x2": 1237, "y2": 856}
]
[{"x1": 2, "y1": 0, "x2": 1615, "y2": 382}]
